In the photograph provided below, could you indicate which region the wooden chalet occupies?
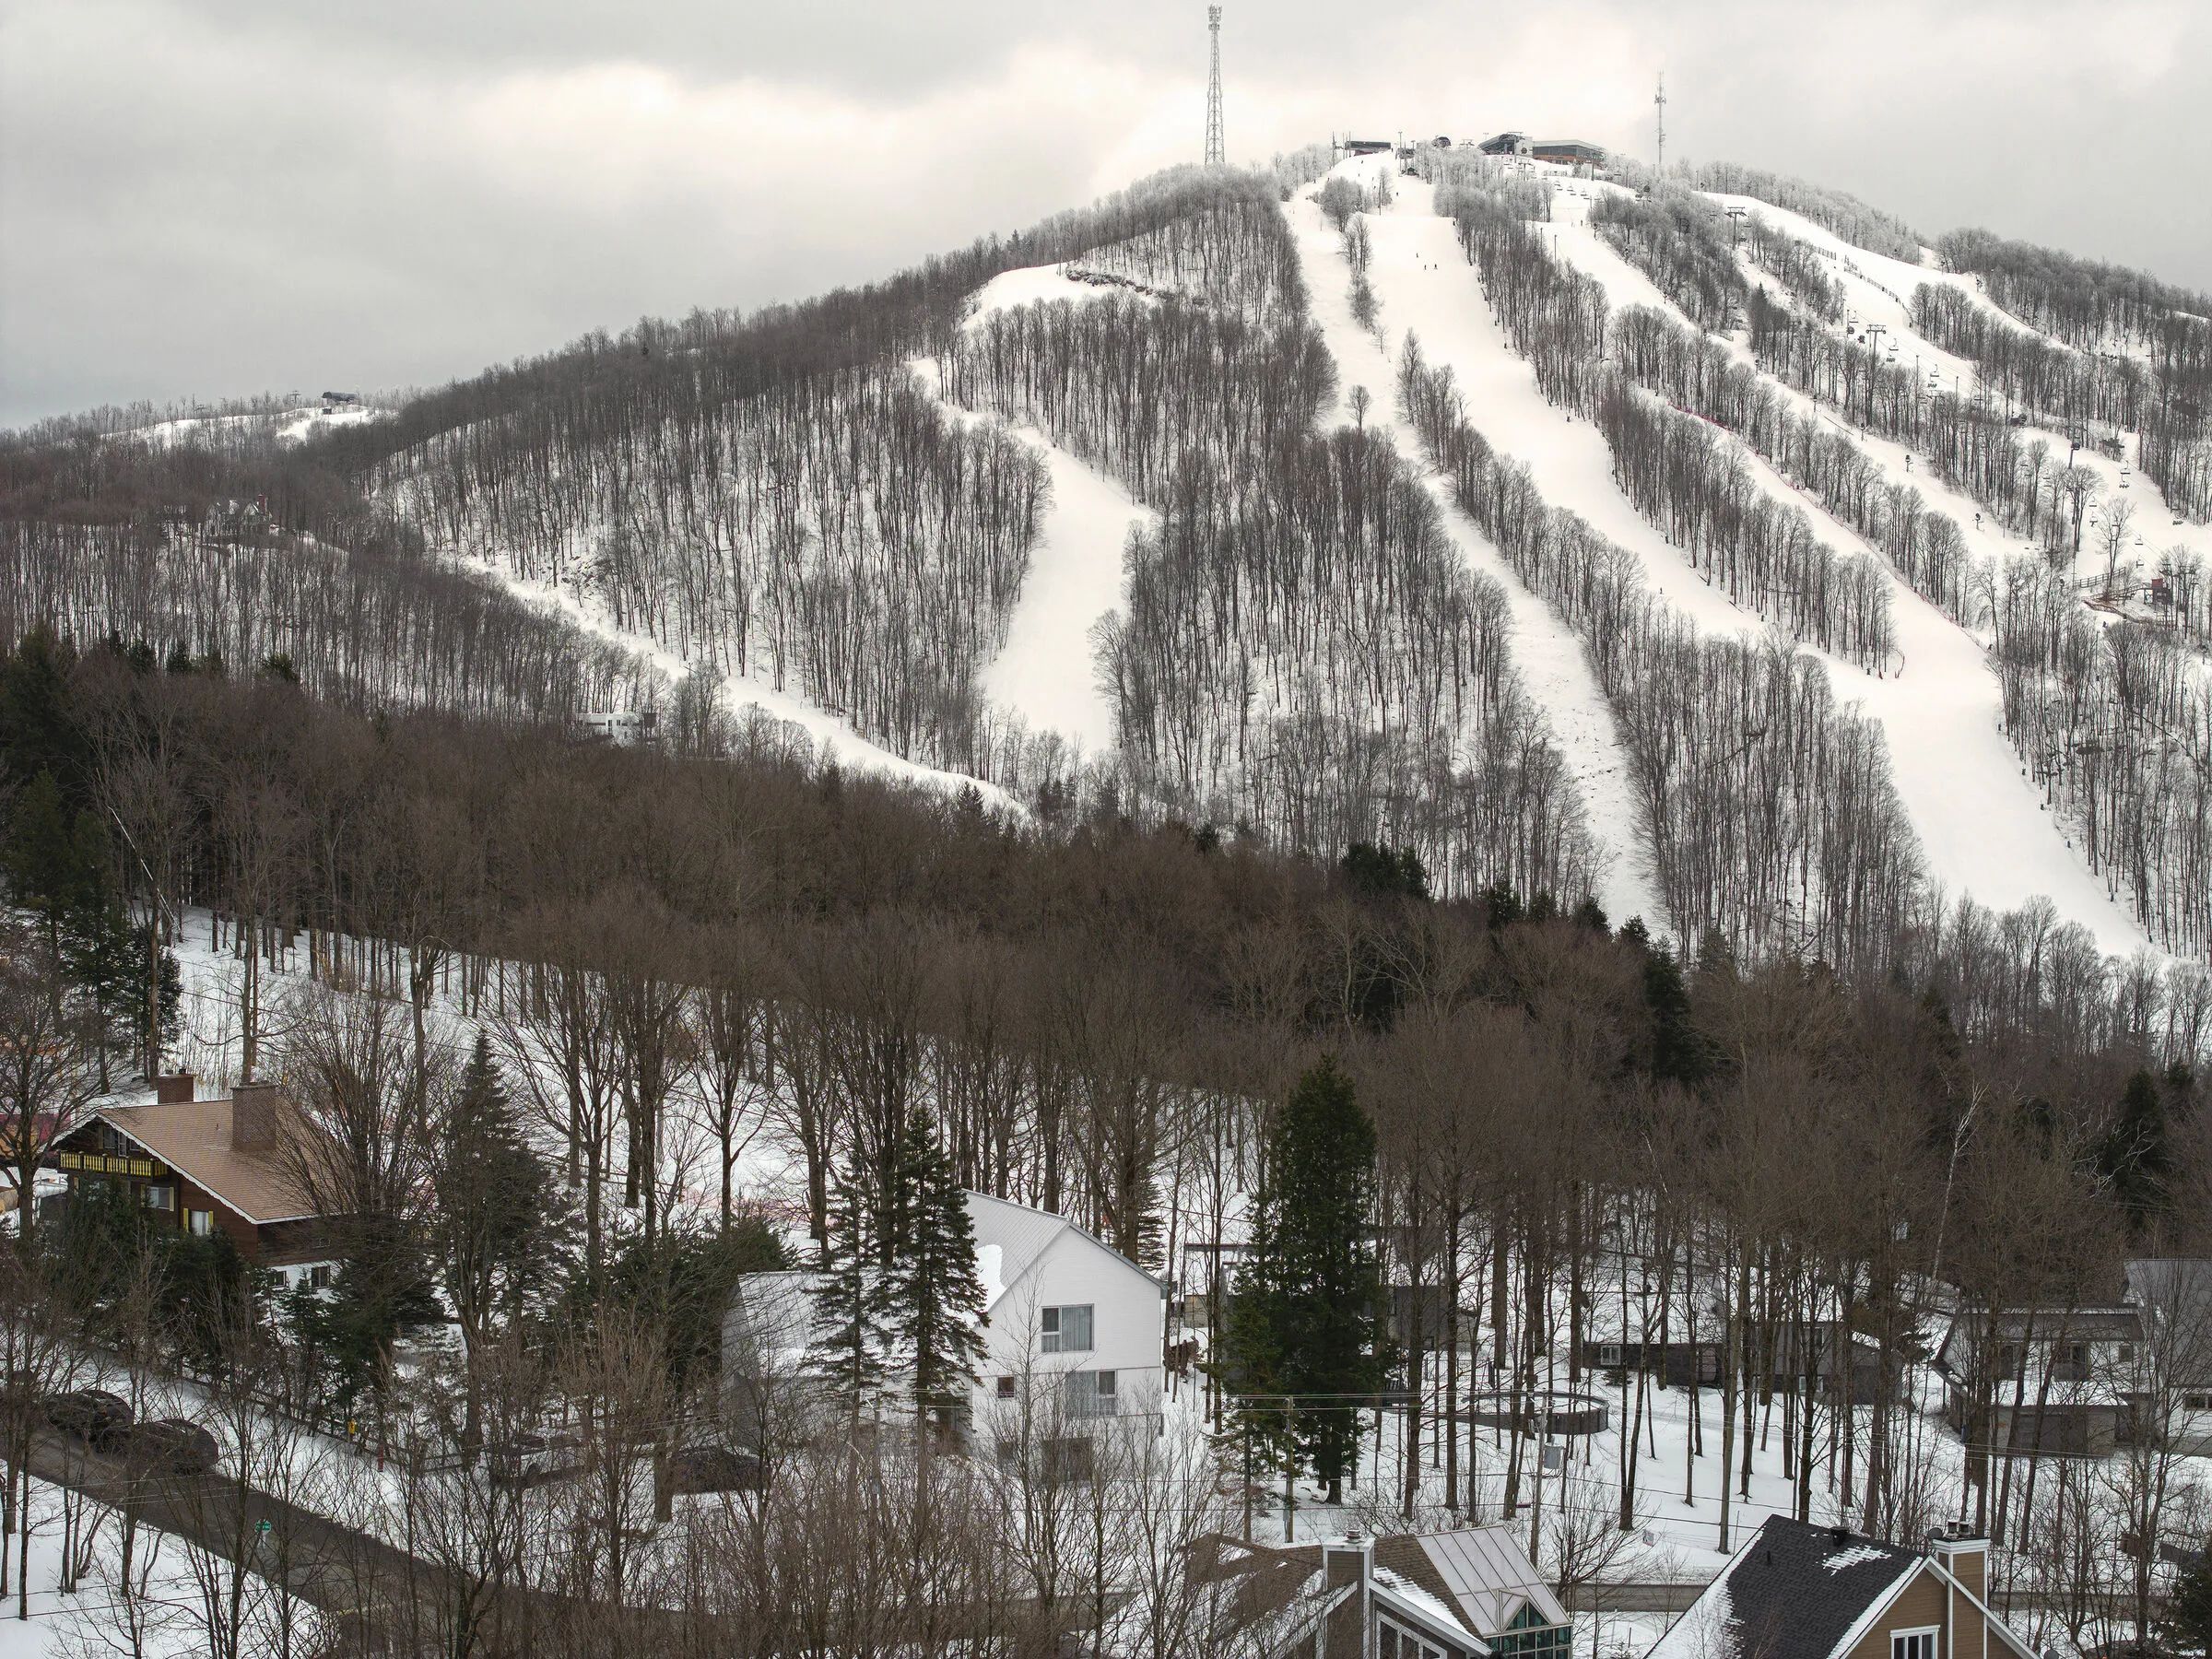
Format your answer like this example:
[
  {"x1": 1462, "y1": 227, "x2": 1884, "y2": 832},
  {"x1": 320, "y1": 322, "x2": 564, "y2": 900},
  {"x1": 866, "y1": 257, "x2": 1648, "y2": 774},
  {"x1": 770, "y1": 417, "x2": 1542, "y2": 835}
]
[{"x1": 48, "y1": 1073, "x2": 342, "y2": 1288}]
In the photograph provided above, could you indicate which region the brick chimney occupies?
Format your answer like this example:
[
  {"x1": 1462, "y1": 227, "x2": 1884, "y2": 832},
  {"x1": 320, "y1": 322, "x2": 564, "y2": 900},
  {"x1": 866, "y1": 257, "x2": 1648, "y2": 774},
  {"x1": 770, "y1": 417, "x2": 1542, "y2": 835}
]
[
  {"x1": 1323, "y1": 1537, "x2": 1373, "y2": 1659},
  {"x1": 154, "y1": 1072, "x2": 196, "y2": 1104},
  {"x1": 229, "y1": 1081, "x2": 283, "y2": 1154},
  {"x1": 1928, "y1": 1520, "x2": 1986, "y2": 1599}
]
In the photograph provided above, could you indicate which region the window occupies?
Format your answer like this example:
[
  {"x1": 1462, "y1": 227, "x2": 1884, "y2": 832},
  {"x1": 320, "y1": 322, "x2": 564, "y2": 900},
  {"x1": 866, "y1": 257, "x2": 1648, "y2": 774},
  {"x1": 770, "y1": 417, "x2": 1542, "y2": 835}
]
[
  {"x1": 187, "y1": 1209, "x2": 214, "y2": 1238},
  {"x1": 1041, "y1": 1305, "x2": 1093, "y2": 1354},
  {"x1": 142, "y1": 1183, "x2": 174, "y2": 1212},
  {"x1": 2185, "y1": 1393, "x2": 2212, "y2": 1412},
  {"x1": 996, "y1": 1376, "x2": 1018, "y2": 1399},
  {"x1": 1064, "y1": 1370, "x2": 1118, "y2": 1418},
  {"x1": 1892, "y1": 1629, "x2": 1939, "y2": 1659},
  {"x1": 1598, "y1": 1343, "x2": 1623, "y2": 1365},
  {"x1": 1381, "y1": 1618, "x2": 1446, "y2": 1659},
  {"x1": 1041, "y1": 1436, "x2": 1094, "y2": 1485}
]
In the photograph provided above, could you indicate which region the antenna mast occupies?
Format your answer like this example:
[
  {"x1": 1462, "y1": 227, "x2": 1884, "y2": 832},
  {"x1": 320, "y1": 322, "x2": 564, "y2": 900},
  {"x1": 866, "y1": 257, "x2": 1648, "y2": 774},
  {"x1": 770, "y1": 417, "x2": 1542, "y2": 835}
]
[
  {"x1": 1653, "y1": 71, "x2": 1667, "y2": 176},
  {"x1": 1205, "y1": 7, "x2": 1226, "y2": 167}
]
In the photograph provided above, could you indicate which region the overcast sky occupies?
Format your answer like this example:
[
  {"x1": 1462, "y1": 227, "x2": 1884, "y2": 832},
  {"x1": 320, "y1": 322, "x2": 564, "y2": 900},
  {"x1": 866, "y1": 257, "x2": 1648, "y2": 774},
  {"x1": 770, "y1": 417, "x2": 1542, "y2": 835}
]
[{"x1": 5, "y1": 0, "x2": 2209, "y2": 429}]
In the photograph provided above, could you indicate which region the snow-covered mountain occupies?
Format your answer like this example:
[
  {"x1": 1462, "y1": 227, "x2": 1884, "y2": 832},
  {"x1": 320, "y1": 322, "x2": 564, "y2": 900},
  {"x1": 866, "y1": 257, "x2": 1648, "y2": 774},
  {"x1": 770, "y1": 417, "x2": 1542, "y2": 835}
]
[{"x1": 54, "y1": 142, "x2": 2208, "y2": 978}]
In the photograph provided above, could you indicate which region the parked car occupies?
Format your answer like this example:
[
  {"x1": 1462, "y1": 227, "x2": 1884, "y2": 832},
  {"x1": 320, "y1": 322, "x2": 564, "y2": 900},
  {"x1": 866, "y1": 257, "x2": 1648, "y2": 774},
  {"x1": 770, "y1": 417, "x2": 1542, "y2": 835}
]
[
  {"x1": 110, "y1": 1418, "x2": 219, "y2": 1476},
  {"x1": 43, "y1": 1390, "x2": 130, "y2": 1445},
  {"x1": 490, "y1": 1430, "x2": 583, "y2": 1488}
]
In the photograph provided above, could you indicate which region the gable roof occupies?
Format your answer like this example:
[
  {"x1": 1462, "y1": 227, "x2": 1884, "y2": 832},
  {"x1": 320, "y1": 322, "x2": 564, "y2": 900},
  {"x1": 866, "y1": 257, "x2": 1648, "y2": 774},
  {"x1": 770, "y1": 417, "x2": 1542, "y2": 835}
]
[
  {"x1": 964, "y1": 1191, "x2": 1163, "y2": 1315},
  {"x1": 728, "y1": 1194, "x2": 1160, "y2": 1373},
  {"x1": 88, "y1": 1100, "x2": 321, "y2": 1227},
  {"x1": 1209, "y1": 1528, "x2": 1560, "y2": 1649},
  {"x1": 1393, "y1": 1528, "x2": 1569, "y2": 1633},
  {"x1": 1370, "y1": 1565, "x2": 1488, "y2": 1654},
  {"x1": 1648, "y1": 1518, "x2": 1920, "y2": 1659}
]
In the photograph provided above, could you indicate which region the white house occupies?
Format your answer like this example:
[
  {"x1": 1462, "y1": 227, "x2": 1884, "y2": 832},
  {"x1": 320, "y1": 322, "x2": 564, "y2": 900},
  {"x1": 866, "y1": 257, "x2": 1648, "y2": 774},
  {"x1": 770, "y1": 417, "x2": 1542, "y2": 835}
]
[{"x1": 724, "y1": 1190, "x2": 1165, "y2": 1456}]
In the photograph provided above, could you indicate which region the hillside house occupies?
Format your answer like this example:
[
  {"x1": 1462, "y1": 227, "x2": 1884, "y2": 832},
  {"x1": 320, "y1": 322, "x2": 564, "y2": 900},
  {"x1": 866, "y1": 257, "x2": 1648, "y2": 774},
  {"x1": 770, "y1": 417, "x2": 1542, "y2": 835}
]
[
  {"x1": 1649, "y1": 1518, "x2": 2034, "y2": 1659},
  {"x1": 1936, "y1": 1305, "x2": 2145, "y2": 1456},
  {"x1": 724, "y1": 1191, "x2": 1164, "y2": 1461},
  {"x1": 1576, "y1": 1300, "x2": 1723, "y2": 1387},
  {"x1": 1753, "y1": 1319, "x2": 1888, "y2": 1400},
  {"x1": 1179, "y1": 1528, "x2": 1570, "y2": 1659},
  {"x1": 576, "y1": 708, "x2": 659, "y2": 746},
  {"x1": 46, "y1": 1073, "x2": 342, "y2": 1290},
  {"x1": 2124, "y1": 1258, "x2": 2212, "y2": 1453}
]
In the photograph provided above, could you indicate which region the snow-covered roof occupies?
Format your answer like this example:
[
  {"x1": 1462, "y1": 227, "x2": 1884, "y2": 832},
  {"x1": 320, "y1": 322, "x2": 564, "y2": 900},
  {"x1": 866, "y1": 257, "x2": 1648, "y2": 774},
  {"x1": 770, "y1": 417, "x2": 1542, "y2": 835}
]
[
  {"x1": 965, "y1": 1190, "x2": 1163, "y2": 1313},
  {"x1": 1403, "y1": 1526, "x2": 1569, "y2": 1632},
  {"x1": 1371, "y1": 1565, "x2": 1487, "y2": 1653},
  {"x1": 1646, "y1": 1517, "x2": 1919, "y2": 1659},
  {"x1": 726, "y1": 1192, "x2": 1160, "y2": 1373}
]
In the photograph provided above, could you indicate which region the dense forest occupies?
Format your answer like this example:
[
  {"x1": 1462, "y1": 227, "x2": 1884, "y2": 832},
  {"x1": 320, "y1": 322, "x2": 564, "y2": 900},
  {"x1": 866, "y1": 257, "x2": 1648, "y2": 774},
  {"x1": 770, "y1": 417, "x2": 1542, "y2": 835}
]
[
  {"x1": 942, "y1": 192, "x2": 1596, "y2": 903},
  {"x1": 1589, "y1": 186, "x2": 1747, "y2": 333},
  {"x1": 5, "y1": 625, "x2": 2211, "y2": 1654},
  {"x1": 1737, "y1": 294, "x2": 2212, "y2": 962},
  {"x1": 1608, "y1": 157, "x2": 1927, "y2": 265}
]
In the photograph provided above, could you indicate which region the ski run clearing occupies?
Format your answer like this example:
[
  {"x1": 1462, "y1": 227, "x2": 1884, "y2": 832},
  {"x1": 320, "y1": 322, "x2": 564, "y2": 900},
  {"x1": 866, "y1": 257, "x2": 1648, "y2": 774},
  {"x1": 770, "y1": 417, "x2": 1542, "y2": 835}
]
[
  {"x1": 453, "y1": 551, "x2": 1024, "y2": 812},
  {"x1": 1285, "y1": 171, "x2": 1665, "y2": 933},
  {"x1": 1300, "y1": 152, "x2": 2154, "y2": 959},
  {"x1": 912, "y1": 351, "x2": 1144, "y2": 760}
]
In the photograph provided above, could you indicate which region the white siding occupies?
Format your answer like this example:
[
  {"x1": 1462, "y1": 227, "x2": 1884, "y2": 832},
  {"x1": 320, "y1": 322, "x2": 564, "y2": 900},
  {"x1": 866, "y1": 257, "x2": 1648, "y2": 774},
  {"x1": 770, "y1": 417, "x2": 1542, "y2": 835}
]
[{"x1": 972, "y1": 1225, "x2": 1163, "y2": 1431}]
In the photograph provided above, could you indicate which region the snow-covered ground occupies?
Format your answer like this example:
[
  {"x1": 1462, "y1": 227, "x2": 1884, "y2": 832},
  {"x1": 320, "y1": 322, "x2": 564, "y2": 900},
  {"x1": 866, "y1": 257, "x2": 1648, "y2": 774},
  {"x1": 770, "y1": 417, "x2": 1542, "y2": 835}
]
[
  {"x1": 962, "y1": 263, "x2": 1154, "y2": 330},
  {"x1": 452, "y1": 552, "x2": 1023, "y2": 812},
  {"x1": 1286, "y1": 159, "x2": 1665, "y2": 931},
  {"x1": 912, "y1": 358, "x2": 1145, "y2": 759},
  {"x1": 0, "y1": 1477, "x2": 208, "y2": 1659},
  {"x1": 974, "y1": 436, "x2": 1143, "y2": 756},
  {"x1": 1394, "y1": 161, "x2": 2155, "y2": 957},
  {"x1": 1697, "y1": 191, "x2": 2212, "y2": 594},
  {"x1": 117, "y1": 403, "x2": 389, "y2": 450}
]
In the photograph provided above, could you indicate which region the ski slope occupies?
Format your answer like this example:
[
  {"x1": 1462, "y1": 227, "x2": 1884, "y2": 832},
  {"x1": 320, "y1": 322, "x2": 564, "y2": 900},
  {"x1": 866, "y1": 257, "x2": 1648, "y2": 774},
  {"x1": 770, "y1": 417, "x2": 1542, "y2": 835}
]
[
  {"x1": 975, "y1": 437, "x2": 1143, "y2": 756},
  {"x1": 1689, "y1": 190, "x2": 2212, "y2": 593},
  {"x1": 1501, "y1": 171, "x2": 2156, "y2": 955},
  {"x1": 453, "y1": 551, "x2": 1022, "y2": 811},
  {"x1": 120, "y1": 403, "x2": 389, "y2": 449},
  {"x1": 912, "y1": 356, "x2": 1144, "y2": 758},
  {"x1": 1287, "y1": 161, "x2": 1665, "y2": 931}
]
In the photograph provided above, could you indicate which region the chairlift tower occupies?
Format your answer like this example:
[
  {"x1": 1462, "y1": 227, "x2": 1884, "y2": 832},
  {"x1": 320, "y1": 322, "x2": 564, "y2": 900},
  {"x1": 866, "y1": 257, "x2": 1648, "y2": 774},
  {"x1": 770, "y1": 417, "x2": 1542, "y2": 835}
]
[{"x1": 1205, "y1": 7, "x2": 1227, "y2": 167}]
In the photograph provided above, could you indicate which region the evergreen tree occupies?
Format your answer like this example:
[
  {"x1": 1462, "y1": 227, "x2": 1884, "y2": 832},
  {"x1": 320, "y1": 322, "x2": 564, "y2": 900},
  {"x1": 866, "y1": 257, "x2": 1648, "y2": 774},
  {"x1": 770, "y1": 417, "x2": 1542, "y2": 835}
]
[
  {"x1": 2166, "y1": 1546, "x2": 2212, "y2": 1651},
  {"x1": 432, "y1": 1035, "x2": 561, "y2": 1362},
  {"x1": 1633, "y1": 935, "x2": 1711, "y2": 1088},
  {"x1": 2101, "y1": 1069, "x2": 2172, "y2": 1236},
  {"x1": 877, "y1": 1107, "x2": 986, "y2": 1435},
  {"x1": 1341, "y1": 841, "x2": 1430, "y2": 901},
  {"x1": 4, "y1": 771, "x2": 87, "y2": 959},
  {"x1": 808, "y1": 1145, "x2": 893, "y2": 1423},
  {"x1": 0, "y1": 629, "x2": 84, "y2": 796},
  {"x1": 1225, "y1": 1057, "x2": 1382, "y2": 1504}
]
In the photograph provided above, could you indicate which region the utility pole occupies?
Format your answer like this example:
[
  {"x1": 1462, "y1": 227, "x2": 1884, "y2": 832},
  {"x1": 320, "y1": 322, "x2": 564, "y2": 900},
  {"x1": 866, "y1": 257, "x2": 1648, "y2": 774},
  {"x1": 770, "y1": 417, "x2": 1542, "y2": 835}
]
[
  {"x1": 1654, "y1": 72, "x2": 1668, "y2": 176},
  {"x1": 1205, "y1": 6, "x2": 1226, "y2": 167}
]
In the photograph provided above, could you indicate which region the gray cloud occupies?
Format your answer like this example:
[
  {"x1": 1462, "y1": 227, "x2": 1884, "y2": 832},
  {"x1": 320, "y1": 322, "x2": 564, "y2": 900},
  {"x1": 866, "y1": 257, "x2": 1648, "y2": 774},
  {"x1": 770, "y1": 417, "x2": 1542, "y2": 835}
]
[{"x1": 5, "y1": 0, "x2": 2208, "y2": 427}]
